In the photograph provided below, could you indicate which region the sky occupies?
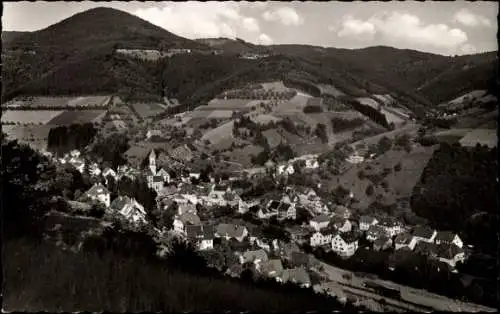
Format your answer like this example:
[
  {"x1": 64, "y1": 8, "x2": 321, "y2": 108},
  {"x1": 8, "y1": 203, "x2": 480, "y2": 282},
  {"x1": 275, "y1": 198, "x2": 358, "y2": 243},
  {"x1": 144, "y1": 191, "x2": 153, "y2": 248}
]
[{"x1": 2, "y1": 1, "x2": 498, "y2": 56}]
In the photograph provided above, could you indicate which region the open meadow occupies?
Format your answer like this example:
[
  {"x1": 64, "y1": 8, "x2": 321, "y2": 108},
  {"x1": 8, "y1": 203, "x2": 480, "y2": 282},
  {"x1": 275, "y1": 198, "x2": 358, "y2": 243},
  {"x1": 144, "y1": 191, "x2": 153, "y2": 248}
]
[
  {"x1": 2, "y1": 125, "x2": 53, "y2": 151},
  {"x1": 317, "y1": 84, "x2": 346, "y2": 97},
  {"x1": 131, "y1": 102, "x2": 167, "y2": 119},
  {"x1": 46, "y1": 110, "x2": 106, "y2": 125},
  {"x1": 2, "y1": 110, "x2": 65, "y2": 125}
]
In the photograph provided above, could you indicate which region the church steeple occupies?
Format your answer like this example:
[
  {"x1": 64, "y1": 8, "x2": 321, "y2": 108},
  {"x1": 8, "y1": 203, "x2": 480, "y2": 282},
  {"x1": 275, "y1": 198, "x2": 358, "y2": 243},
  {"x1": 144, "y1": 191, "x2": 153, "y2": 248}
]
[{"x1": 149, "y1": 149, "x2": 157, "y2": 175}]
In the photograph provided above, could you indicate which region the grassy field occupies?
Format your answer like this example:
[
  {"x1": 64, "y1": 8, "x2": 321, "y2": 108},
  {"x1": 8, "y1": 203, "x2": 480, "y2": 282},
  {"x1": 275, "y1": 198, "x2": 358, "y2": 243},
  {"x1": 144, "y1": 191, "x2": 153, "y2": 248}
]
[
  {"x1": 349, "y1": 122, "x2": 420, "y2": 149},
  {"x1": 3, "y1": 96, "x2": 111, "y2": 109},
  {"x1": 206, "y1": 99, "x2": 254, "y2": 110},
  {"x1": 275, "y1": 94, "x2": 312, "y2": 113},
  {"x1": 251, "y1": 114, "x2": 282, "y2": 125},
  {"x1": 2, "y1": 125, "x2": 53, "y2": 151},
  {"x1": 2, "y1": 110, "x2": 65, "y2": 125},
  {"x1": 66, "y1": 96, "x2": 111, "y2": 107},
  {"x1": 317, "y1": 84, "x2": 345, "y2": 97},
  {"x1": 225, "y1": 144, "x2": 263, "y2": 167},
  {"x1": 262, "y1": 129, "x2": 285, "y2": 148},
  {"x1": 372, "y1": 94, "x2": 395, "y2": 105},
  {"x1": 131, "y1": 103, "x2": 167, "y2": 119},
  {"x1": 207, "y1": 110, "x2": 234, "y2": 119},
  {"x1": 201, "y1": 120, "x2": 235, "y2": 145},
  {"x1": 46, "y1": 110, "x2": 106, "y2": 125},
  {"x1": 260, "y1": 81, "x2": 289, "y2": 92}
]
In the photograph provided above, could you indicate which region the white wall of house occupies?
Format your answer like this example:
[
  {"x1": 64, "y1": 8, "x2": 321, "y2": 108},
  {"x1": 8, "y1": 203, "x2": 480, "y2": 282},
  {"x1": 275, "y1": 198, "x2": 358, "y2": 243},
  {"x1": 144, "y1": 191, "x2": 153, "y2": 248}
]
[
  {"x1": 359, "y1": 219, "x2": 378, "y2": 231},
  {"x1": 331, "y1": 236, "x2": 358, "y2": 257},
  {"x1": 199, "y1": 239, "x2": 213, "y2": 250},
  {"x1": 414, "y1": 230, "x2": 437, "y2": 244},
  {"x1": 310, "y1": 232, "x2": 332, "y2": 247}
]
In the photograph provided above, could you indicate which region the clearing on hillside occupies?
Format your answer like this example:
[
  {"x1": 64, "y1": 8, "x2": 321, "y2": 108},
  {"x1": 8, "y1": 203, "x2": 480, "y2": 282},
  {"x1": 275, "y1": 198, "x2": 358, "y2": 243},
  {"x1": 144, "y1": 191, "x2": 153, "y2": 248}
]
[
  {"x1": 206, "y1": 99, "x2": 255, "y2": 110},
  {"x1": 201, "y1": 120, "x2": 235, "y2": 145},
  {"x1": 131, "y1": 103, "x2": 167, "y2": 119},
  {"x1": 355, "y1": 97, "x2": 380, "y2": 110},
  {"x1": 275, "y1": 94, "x2": 312, "y2": 112},
  {"x1": 46, "y1": 110, "x2": 106, "y2": 125},
  {"x1": 250, "y1": 114, "x2": 282, "y2": 125},
  {"x1": 2, "y1": 125, "x2": 53, "y2": 151},
  {"x1": 261, "y1": 81, "x2": 289, "y2": 92},
  {"x1": 2, "y1": 110, "x2": 65, "y2": 125},
  {"x1": 207, "y1": 110, "x2": 235, "y2": 119},
  {"x1": 317, "y1": 84, "x2": 345, "y2": 97}
]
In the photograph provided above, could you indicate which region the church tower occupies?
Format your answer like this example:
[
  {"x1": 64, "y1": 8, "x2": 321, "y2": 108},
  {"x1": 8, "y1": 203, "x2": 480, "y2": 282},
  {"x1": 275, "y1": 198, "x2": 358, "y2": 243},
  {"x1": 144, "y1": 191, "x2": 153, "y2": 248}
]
[{"x1": 149, "y1": 149, "x2": 157, "y2": 175}]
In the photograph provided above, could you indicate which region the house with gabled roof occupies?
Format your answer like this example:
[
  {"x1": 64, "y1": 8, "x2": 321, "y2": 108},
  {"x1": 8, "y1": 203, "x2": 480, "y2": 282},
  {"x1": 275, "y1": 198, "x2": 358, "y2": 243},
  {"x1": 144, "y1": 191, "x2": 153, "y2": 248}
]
[
  {"x1": 277, "y1": 201, "x2": 296, "y2": 220},
  {"x1": 310, "y1": 227, "x2": 336, "y2": 247},
  {"x1": 331, "y1": 216, "x2": 352, "y2": 233},
  {"x1": 412, "y1": 226, "x2": 437, "y2": 244},
  {"x1": 394, "y1": 232, "x2": 418, "y2": 251},
  {"x1": 110, "y1": 196, "x2": 147, "y2": 224},
  {"x1": 414, "y1": 241, "x2": 439, "y2": 259},
  {"x1": 84, "y1": 183, "x2": 111, "y2": 207},
  {"x1": 186, "y1": 224, "x2": 214, "y2": 250},
  {"x1": 359, "y1": 215, "x2": 378, "y2": 231},
  {"x1": 156, "y1": 168, "x2": 170, "y2": 183},
  {"x1": 215, "y1": 223, "x2": 248, "y2": 242},
  {"x1": 173, "y1": 212, "x2": 202, "y2": 234},
  {"x1": 239, "y1": 249, "x2": 269, "y2": 268},
  {"x1": 102, "y1": 167, "x2": 117, "y2": 183},
  {"x1": 436, "y1": 243, "x2": 466, "y2": 268},
  {"x1": 378, "y1": 217, "x2": 405, "y2": 237},
  {"x1": 434, "y1": 231, "x2": 463, "y2": 248},
  {"x1": 331, "y1": 232, "x2": 359, "y2": 257},
  {"x1": 277, "y1": 164, "x2": 295, "y2": 176},
  {"x1": 309, "y1": 214, "x2": 331, "y2": 231}
]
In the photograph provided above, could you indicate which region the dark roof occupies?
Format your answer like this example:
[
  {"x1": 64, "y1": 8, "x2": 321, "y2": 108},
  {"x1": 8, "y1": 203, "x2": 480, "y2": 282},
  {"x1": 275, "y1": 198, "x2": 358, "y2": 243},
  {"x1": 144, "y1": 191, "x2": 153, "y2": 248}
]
[
  {"x1": 435, "y1": 231, "x2": 458, "y2": 243},
  {"x1": 394, "y1": 232, "x2": 413, "y2": 244},
  {"x1": 186, "y1": 225, "x2": 203, "y2": 239},
  {"x1": 414, "y1": 241, "x2": 439, "y2": 256},
  {"x1": 152, "y1": 175, "x2": 164, "y2": 183},
  {"x1": 436, "y1": 243, "x2": 464, "y2": 260},
  {"x1": 277, "y1": 202, "x2": 291, "y2": 212},
  {"x1": 367, "y1": 225, "x2": 386, "y2": 237},
  {"x1": 290, "y1": 251, "x2": 309, "y2": 266},
  {"x1": 412, "y1": 226, "x2": 436, "y2": 239},
  {"x1": 268, "y1": 200, "x2": 280, "y2": 210},
  {"x1": 338, "y1": 232, "x2": 358, "y2": 243},
  {"x1": 214, "y1": 184, "x2": 228, "y2": 192},
  {"x1": 319, "y1": 227, "x2": 336, "y2": 236},
  {"x1": 374, "y1": 236, "x2": 391, "y2": 247},
  {"x1": 311, "y1": 214, "x2": 330, "y2": 223}
]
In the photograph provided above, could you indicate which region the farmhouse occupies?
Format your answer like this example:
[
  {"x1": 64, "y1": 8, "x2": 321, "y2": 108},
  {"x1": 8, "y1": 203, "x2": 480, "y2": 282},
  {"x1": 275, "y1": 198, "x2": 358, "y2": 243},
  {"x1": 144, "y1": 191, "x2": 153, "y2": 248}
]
[
  {"x1": 412, "y1": 226, "x2": 437, "y2": 244},
  {"x1": 110, "y1": 196, "x2": 147, "y2": 224},
  {"x1": 215, "y1": 223, "x2": 249, "y2": 242},
  {"x1": 378, "y1": 217, "x2": 405, "y2": 237},
  {"x1": 84, "y1": 183, "x2": 111, "y2": 207},
  {"x1": 310, "y1": 227, "x2": 336, "y2": 247},
  {"x1": 310, "y1": 214, "x2": 331, "y2": 231},
  {"x1": 173, "y1": 212, "x2": 202, "y2": 234},
  {"x1": 331, "y1": 233, "x2": 359, "y2": 257},
  {"x1": 186, "y1": 224, "x2": 214, "y2": 251},
  {"x1": 394, "y1": 232, "x2": 418, "y2": 251},
  {"x1": 434, "y1": 231, "x2": 463, "y2": 248}
]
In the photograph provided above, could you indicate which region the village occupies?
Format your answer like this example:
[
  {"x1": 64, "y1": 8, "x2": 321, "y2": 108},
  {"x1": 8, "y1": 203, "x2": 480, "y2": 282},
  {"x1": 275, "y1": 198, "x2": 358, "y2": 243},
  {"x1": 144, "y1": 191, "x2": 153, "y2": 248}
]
[{"x1": 49, "y1": 138, "x2": 471, "y2": 298}]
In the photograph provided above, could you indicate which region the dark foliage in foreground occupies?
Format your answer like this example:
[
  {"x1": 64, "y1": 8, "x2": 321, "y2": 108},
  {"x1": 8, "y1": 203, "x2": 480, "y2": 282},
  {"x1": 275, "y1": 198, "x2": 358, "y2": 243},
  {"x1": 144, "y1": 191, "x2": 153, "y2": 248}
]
[{"x1": 3, "y1": 232, "x2": 355, "y2": 312}]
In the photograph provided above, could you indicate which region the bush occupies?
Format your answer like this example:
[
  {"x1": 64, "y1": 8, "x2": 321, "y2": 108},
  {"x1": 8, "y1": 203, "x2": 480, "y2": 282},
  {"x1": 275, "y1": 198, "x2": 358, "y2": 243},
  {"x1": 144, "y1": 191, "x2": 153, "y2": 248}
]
[
  {"x1": 365, "y1": 185, "x2": 374, "y2": 196},
  {"x1": 394, "y1": 163, "x2": 402, "y2": 172},
  {"x1": 357, "y1": 170, "x2": 366, "y2": 180}
]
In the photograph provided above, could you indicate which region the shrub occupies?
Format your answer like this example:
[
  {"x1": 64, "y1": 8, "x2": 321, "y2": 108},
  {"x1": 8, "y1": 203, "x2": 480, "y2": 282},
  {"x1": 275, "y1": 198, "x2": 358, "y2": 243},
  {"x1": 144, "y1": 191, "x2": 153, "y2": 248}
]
[
  {"x1": 394, "y1": 163, "x2": 402, "y2": 172},
  {"x1": 365, "y1": 185, "x2": 374, "y2": 196}
]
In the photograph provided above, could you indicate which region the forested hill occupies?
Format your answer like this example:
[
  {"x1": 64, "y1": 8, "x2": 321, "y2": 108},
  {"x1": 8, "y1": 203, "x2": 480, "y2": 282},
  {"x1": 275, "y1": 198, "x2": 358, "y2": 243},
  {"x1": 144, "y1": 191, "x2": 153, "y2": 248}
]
[{"x1": 2, "y1": 7, "x2": 497, "y2": 108}]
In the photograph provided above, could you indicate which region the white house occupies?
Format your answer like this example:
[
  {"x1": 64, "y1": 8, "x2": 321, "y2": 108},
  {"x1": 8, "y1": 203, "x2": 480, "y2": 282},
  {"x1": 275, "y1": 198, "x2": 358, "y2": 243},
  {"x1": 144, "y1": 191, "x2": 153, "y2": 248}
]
[
  {"x1": 359, "y1": 216, "x2": 378, "y2": 231},
  {"x1": 378, "y1": 218, "x2": 405, "y2": 237},
  {"x1": 186, "y1": 225, "x2": 214, "y2": 251},
  {"x1": 156, "y1": 168, "x2": 170, "y2": 183},
  {"x1": 146, "y1": 129, "x2": 162, "y2": 139},
  {"x1": 345, "y1": 153, "x2": 364, "y2": 164},
  {"x1": 331, "y1": 233, "x2": 359, "y2": 257},
  {"x1": 70, "y1": 149, "x2": 81, "y2": 158},
  {"x1": 434, "y1": 231, "x2": 463, "y2": 248},
  {"x1": 277, "y1": 202, "x2": 296, "y2": 220},
  {"x1": 309, "y1": 214, "x2": 331, "y2": 231},
  {"x1": 110, "y1": 196, "x2": 147, "y2": 224},
  {"x1": 178, "y1": 203, "x2": 198, "y2": 216},
  {"x1": 394, "y1": 233, "x2": 418, "y2": 251},
  {"x1": 310, "y1": 228, "x2": 336, "y2": 247},
  {"x1": 84, "y1": 183, "x2": 111, "y2": 207}
]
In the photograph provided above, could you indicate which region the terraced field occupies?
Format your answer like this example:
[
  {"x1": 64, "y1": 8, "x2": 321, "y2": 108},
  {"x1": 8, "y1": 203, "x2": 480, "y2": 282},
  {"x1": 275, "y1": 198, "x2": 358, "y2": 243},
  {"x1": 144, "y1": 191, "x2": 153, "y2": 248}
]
[
  {"x1": 131, "y1": 102, "x2": 167, "y2": 119},
  {"x1": 2, "y1": 110, "x2": 65, "y2": 125},
  {"x1": 2, "y1": 125, "x2": 53, "y2": 151},
  {"x1": 46, "y1": 110, "x2": 106, "y2": 125},
  {"x1": 317, "y1": 84, "x2": 345, "y2": 97}
]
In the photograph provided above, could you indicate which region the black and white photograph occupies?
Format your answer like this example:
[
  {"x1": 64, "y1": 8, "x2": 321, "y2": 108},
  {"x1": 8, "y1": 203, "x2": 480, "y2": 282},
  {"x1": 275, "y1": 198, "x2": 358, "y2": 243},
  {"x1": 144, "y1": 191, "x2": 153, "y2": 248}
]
[{"x1": 1, "y1": 1, "x2": 498, "y2": 312}]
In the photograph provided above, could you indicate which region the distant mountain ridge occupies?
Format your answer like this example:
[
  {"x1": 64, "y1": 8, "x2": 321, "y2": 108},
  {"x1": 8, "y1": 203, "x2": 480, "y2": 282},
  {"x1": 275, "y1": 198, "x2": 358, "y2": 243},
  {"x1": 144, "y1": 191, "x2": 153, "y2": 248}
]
[{"x1": 2, "y1": 7, "x2": 497, "y2": 109}]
